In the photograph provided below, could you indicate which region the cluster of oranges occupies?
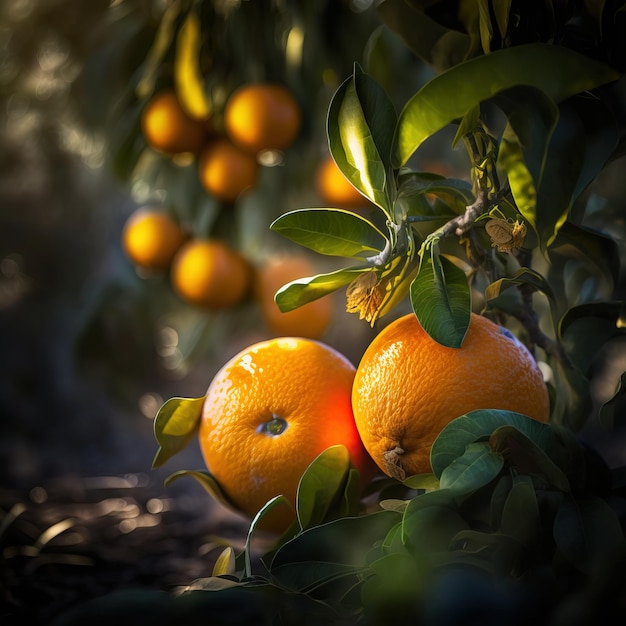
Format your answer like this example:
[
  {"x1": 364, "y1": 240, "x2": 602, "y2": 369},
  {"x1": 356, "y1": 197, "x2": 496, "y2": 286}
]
[
  {"x1": 121, "y1": 206, "x2": 334, "y2": 337},
  {"x1": 123, "y1": 82, "x2": 341, "y2": 338},
  {"x1": 195, "y1": 311, "x2": 551, "y2": 532},
  {"x1": 140, "y1": 83, "x2": 302, "y2": 203}
]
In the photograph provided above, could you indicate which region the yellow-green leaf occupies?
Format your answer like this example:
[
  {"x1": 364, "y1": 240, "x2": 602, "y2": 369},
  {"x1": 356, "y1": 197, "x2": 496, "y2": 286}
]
[
  {"x1": 152, "y1": 396, "x2": 205, "y2": 468},
  {"x1": 174, "y1": 9, "x2": 211, "y2": 120},
  {"x1": 136, "y1": 0, "x2": 181, "y2": 99}
]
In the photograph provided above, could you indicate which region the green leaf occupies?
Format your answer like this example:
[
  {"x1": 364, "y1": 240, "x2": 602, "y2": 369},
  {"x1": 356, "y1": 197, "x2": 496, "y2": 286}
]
[
  {"x1": 296, "y1": 445, "x2": 352, "y2": 530},
  {"x1": 328, "y1": 65, "x2": 397, "y2": 214},
  {"x1": 402, "y1": 473, "x2": 440, "y2": 491},
  {"x1": 376, "y1": 0, "x2": 475, "y2": 73},
  {"x1": 500, "y1": 474, "x2": 542, "y2": 547},
  {"x1": 559, "y1": 301, "x2": 626, "y2": 374},
  {"x1": 152, "y1": 396, "x2": 205, "y2": 468},
  {"x1": 136, "y1": 0, "x2": 181, "y2": 99},
  {"x1": 530, "y1": 106, "x2": 587, "y2": 249},
  {"x1": 493, "y1": 85, "x2": 559, "y2": 198},
  {"x1": 402, "y1": 490, "x2": 470, "y2": 554},
  {"x1": 599, "y1": 371, "x2": 626, "y2": 431},
  {"x1": 485, "y1": 267, "x2": 555, "y2": 302},
  {"x1": 270, "y1": 510, "x2": 400, "y2": 571},
  {"x1": 410, "y1": 246, "x2": 471, "y2": 348},
  {"x1": 395, "y1": 43, "x2": 619, "y2": 167},
  {"x1": 397, "y1": 171, "x2": 474, "y2": 216},
  {"x1": 546, "y1": 354, "x2": 592, "y2": 432},
  {"x1": 269, "y1": 560, "x2": 361, "y2": 599},
  {"x1": 554, "y1": 495, "x2": 626, "y2": 574},
  {"x1": 270, "y1": 208, "x2": 387, "y2": 259},
  {"x1": 430, "y1": 409, "x2": 555, "y2": 478},
  {"x1": 275, "y1": 266, "x2": 364, "y2": 312},
  {"x1": 550, "y1": 222, "x2": 622, "y2": 305},
  {"x1": 174, "y1": 8, "x2": 211, "y2": 119},
  {"x1": 439, "y1": 442, "x2": 504, "y2": 494},
  {"x1": 568, "y1": 92, "x2": 620, "y2": 200},
  {"x1": 164, "y1": 469, "x2": 235, "y2": 512},
  {"x1": 212, "y1": 547, "x2": 237, "y2": 577},
  {"x1": 489, "y1": 426, "x2": 571, "y2": 492}
]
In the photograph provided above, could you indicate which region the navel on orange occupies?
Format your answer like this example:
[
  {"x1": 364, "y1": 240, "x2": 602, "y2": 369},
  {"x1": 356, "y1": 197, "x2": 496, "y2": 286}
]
[
  {"x1": 253, "y1": 255, "x2": 333, "y2": 339},
  {"x1": 170, "y1": 238, "x2": 251, "y2": 310},
  {"x1": 122, "y1": 207, "x2": 187, "y2": 272},
  {"x1": 352, "y1": 312, "x2": 550, "y2": 481},
  {"x1": 199, "y1": 337, "x2": 374, "y2": 532},
  {"x1": 223, "y1": 83, "x2": 301, "y2": 155}
]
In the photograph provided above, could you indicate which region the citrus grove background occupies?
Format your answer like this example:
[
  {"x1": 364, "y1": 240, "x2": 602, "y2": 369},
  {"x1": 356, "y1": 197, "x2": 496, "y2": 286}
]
[{"x1": 1, "y1": 1, "x2": 626, "y2": 624}]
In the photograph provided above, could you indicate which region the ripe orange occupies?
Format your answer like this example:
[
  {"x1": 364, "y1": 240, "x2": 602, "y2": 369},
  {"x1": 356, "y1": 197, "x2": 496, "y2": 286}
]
[
  {"x1": 253, "y1": 255, "x2": 333, "y2": 339},
  {"x1": 316, "y1": 155, "x2": 367, "y2": 208},
  {"x1": 141, "y1": 90, "x2": 210, "y2": 155},
  {"x1": 352, "y1": 312, "x2": 550, "y2": 481},
  {"x1": 198, "y1": 138, "x2": 258, "y2": 203},
  {"x1": 170, "y1": 238, "x2": 251, "y2": 310},
  {"x1": 223, "y1": 83, "x2": 302, "y2": 155},
  {"x1": 122, "y1": 207, "x2": 187, "y2": 272},
  {"x1": 198, "y1": 337, "x2": 375, "y2": 532}
]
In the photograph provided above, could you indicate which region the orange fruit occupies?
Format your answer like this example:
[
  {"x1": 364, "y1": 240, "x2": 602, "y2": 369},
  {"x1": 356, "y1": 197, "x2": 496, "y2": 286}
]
[
  {"x1": 316, "y1": 155, "x2": 367, "y2": 208},
  {"x1": 170, "y1": 238, "x2": 251, "y2": 309},
  {"x1": 141, "y1": 90, "x2": 210, "y2": 155},
  {"x1": 198, "y1": 138, "x2": 258, "y2": 203},
  {"x1": 198, "y1": 337, "x2": 375, "y2": 532},
  {"x1": 254, "y1": 255, "x2": 333, "y2": 339},
  {"x1": 352, "y1": 312, "x2": 551, "y2": 481},
  {"x1": 122, "y1": 207, "x2": 187, "y2": 272},
  {"x1": 223, "y1": 83, "x2": 302, "y2": 155}
]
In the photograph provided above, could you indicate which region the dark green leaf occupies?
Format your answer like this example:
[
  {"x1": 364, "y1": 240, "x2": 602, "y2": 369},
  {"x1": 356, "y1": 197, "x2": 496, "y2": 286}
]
[
  {"x1": 489, "y1": 426, "x2": 570, "y2": 491},
  {"x1": 339, "y1": 468, "x2": 362, "y2": 518},
  {"x1": 599, "y1": 371, "x2": 626, "y2": 431},
  {"x1": 550, "y1": 222, "x2": 622, "y2": 303},
  {"x1": 327, "y1": 66, "x2": 397, "y2": 214},
  {"x1": 439, "y1": 442, "x2": 504, "y2": 494},
  {"x1": 570, "y1": 94, "x2": 620, "y2": 200},
  {"x1": 376, "y1": 0, "x2": 475, "y2": 72},
  {"x1": 493, "y1": 85, "x2": 559, "y2": 199},
  {"x1": 270, "y1": 510, "x2": 400, "y2": 570},
  {"x1": 275, "y1": 266, "x2": 364, "y2": 312},
  {"x1": 270, "y1": 208, "x2": 387, "y2": 259},
  {"x1": 559, "y1": 301, "x2": 626, "y2": 374},
  {"x1": 500, "y1": 474, "x2": 542, "y2": 547},
  {"x1": 397, "y1": 171, "x2": 474, "y2": 214},
  {"x1": 269, "y1": 560, "x2": 361, "y2": 598},
  {"x1": 530, "y1": 106, "x2": 587, "y2": 249},
  {"x1": 554, "y1": 495, "x2": 626, "y2": 574},
  {"x1": 431, "y1": 409, "x2": 555, "y2": 478},
  {"x1": 152, "y1": 396, "x2": 205, "y2": 468},
  {"x1": 485, "y1": 267, "x2": 555, "y2": 302},
  {"x1": 164, "y1": 470, "x2": 235, "y2": 511},
  {"x1": 402, "y1": 490, "x2": 470, "y2": 554},
  {"x1": 546, "y1": 354, "x2": 592, "y2": 432},
  {"x1": 296, "y1": 445, "x2": 352, "y2": 530},
  {"x1": 395, "y1": 43, "x2": 618, "y2": 167},
  {"x1": 410, "y1": 247, "x2": 471, "y2": 348}
]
